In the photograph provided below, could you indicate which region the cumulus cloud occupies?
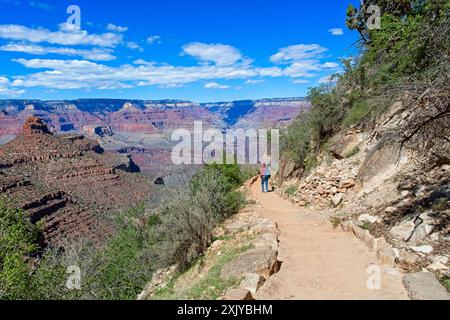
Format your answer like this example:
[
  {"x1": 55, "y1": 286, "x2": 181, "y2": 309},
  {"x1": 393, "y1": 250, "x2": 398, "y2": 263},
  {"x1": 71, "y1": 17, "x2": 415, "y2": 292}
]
[
  {"x1": 0, "y1": 76, "x2": 25, "y2": 96},
  {"x1": 147, "y1": 35, "x2": 161, "y2": 44},
  {"x1": 0, "y1": 24, "x2": 122, "y2": 47},
  {"x1": 282, "y1": 60, "x2": 321, "y2": 78},
  {"x1": 328, "y1": 28, "x2": 344, "y2": 36},
  {"x1": 125, "y1": 41, "x2": 143, "y2": 51},
  {"x1": 11, "y1": 58, "x2": 266, "y2": 90},
  {"x1": 182, "y1": 42, "x2": 249, "y2": 66},
  {"x1": 5, "y1": 36, "x2": 340, "y2": 91},
  {"x1": 0, "y1": 43, "x2": 116, "y2": 61},
  {"x1": 270, "y1": 44, "x2": 328, "y2": 63},
  {"x1": 204, "y1": 82, "x2": 230, "y2": 89},
  {"x1": 106, "y1": 23, "x2": 128, "y2": 32},
  {"x1": 268, "y1": 44, "x2": 341, "y2": 82}
]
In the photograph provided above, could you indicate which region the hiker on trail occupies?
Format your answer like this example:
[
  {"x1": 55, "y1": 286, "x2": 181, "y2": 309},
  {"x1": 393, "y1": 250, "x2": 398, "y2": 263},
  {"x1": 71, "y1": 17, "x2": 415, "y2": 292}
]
[{"x1": 260, "y1": 163, "x2": 271, "y2": 193}]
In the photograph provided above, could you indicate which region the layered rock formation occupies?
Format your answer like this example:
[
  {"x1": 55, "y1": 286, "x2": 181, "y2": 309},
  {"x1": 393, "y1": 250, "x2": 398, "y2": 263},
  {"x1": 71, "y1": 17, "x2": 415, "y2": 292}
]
[
  {"x1": 0, "y1": 98, "x2": 309, "y2": 138},
  {"x1": 0, "y1": 117, "x2": 151, "y2": 247}
]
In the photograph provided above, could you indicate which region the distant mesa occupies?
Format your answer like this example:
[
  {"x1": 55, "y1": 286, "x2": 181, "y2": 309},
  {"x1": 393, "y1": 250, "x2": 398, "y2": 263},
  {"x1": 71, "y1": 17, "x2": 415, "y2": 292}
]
[
  {"x1": 83, "y1": 125, "x2": 114, "y2": 137},
  {"x1": 22, "y1": 116, "x2": 53, "y2": 136}
]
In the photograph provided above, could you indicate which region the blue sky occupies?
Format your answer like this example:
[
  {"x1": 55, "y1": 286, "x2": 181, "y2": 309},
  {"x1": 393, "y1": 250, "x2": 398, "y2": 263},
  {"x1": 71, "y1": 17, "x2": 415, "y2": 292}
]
[{"x1": 0, "y1": 0, "x2": 360, "y2": 102}]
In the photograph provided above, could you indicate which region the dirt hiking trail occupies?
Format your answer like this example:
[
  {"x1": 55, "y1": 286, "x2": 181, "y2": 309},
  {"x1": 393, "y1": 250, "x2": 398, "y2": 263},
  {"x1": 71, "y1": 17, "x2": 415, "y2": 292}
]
[{"x1": 250, "y1": 181, "x2": 409, "y2": 300}]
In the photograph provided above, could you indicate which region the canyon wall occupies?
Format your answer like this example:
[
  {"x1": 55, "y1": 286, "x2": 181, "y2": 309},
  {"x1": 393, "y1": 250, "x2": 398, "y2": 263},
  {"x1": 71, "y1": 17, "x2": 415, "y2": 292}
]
[{"x1": 0, "y1": 98, "x2": 310, "y2": 137}]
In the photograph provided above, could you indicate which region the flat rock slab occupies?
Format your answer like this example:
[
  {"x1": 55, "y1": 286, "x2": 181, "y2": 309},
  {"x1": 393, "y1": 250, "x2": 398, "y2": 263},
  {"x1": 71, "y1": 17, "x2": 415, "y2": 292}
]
[
  {"x1": 403, "y1": 272, "x2": 450, "y2": 300},
  {"x1": 221, "y1": 247, "x2": 278, "y2": 280},
  {"x1": 222, "y1": 288, "x2": 254, "y2": 301}
]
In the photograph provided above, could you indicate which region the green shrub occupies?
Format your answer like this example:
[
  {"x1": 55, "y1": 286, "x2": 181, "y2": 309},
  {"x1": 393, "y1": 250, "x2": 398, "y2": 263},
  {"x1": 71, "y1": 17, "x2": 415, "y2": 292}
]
[
  {"x1": 285, "y1": 186, "x2": 298, "y2": 197},
  {"x1": 0, "y1": 200, "x2": 38, "y2": 299},
  {"x1": 343, "y1": 100, "x2": 373, "y2": 128},
  {"x1": 344, "y1": 146, "x2": 361, "y2": 159},
  {"x1": 330, "y1": 217, "x2": 343, "y2": 229},
  {"x1": 154, "y1": 165, "x2": 246, "y2": 269},
  {"x1": 441, "y1": 276, "x2": 450, "y2": 293}
]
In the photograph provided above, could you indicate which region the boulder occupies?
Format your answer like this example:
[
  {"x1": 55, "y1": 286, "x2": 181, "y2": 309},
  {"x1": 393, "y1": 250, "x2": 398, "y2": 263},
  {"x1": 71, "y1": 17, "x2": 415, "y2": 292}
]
[
  {"x1": 358, "y1": 214, "x2": 381, "y2": 224},
  {"x1": 403, "y1": 272, "x2": 450, "y2": 300},
  {"x1": 329, "y1": 131, "x2": 360, "y2": 159},
  {"x1": 398, "y1": 250, "x2": 421, "y2": 265},
  {"x1": 408, "y1": 213, "x2": 435, "y2": 244},
  {"x1": 356, "y1": 143, "x2": 405, "y2": 190},
  {"x1": 430, "y1": 255, "x2": 449, "y2": 265},
  {"x1": 409, "y1": 245, "x2": 433, "y2": 254},
  {"x1": 253, "y1": 233, "x2": 279, "y2": 250},
  {"x1": 221, "y1": 247, "x2": 279, "y2": 280},
  {"x1": 331, "y1": 193, "x2": 344, "y2": 207},
  {"x1": 222, "y1": 288, "x2": 254, "y2": 301},
  {"x1": 239, "y1": 273, "x2": 265, "y2": 294},
  {"x1": 377, "y1": 245, "x2": 398, "y2": 267},
  {"x1": 385, "y1": 206, "x2": 397, "y2": 214},
  {"x1": 390, "y1": 220, "x2": 415, "y2": 241},
  {"x1": 427, "y1": 262, "x2": 448, "y2": 272}
]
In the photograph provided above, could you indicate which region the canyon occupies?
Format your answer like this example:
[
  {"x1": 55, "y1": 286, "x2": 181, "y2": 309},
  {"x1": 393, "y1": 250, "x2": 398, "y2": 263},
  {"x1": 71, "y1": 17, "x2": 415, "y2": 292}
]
[
  {"x1": 0, "y1": 98, "x2": 308, "y2": 248},
  {"x1": 0, "y1": 98, "x2": 309, "y2": 176},
  {"x1": 0, "y1": 98, "x2": 309, "y2": 136},
  {"x1": 0, "y1": 116, "x2": 151, "y2": 247}
]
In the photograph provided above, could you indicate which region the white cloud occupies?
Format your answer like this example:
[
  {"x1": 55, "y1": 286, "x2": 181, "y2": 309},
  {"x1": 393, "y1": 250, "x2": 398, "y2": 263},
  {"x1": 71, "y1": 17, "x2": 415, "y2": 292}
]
[
  {"x1": 182, "y1": 42, "x2": 249, "y2": 66},
  {"x1": 6, "y1": 40, "x2": 341, "y2": 91},
  {"x1": 0, "y1": 76, "x2": 25, "y2": 96},
  {"x1": 270, "y1": 44, "x2": 328, "y2": 63},
  {"x1": 106, "y1": 23, "x2": 128, "y2": 33},
  {"x1": 328, "y1": 28, "x2": 344, "y2": 36},
  {"x1": 0, "y1": 43, "x2": 116, "y2": 61},
  {"x1": 11, "y1": 58, "x2": 269, "y2": 90},
  {"x1": 246, "y1": 79, "x2": 265, "y2": 84},
  {"x1": 204, "y1": 82, "x2": 230, "y2": 89},
  {"x1": 268, "y1": 44, "x2": 341, "y2": 81},
  {"x1": 321, "y1": 62, "x2": 340, "y2": 69},
  {"x1": 0, "y1": 24, "x2": 122, "y2": 47},
  {"x1": 282, "y1": 60, "x2": 321, "y2": 78},
  {"x1": 126, "y1": 41, "x2": 143, "y2": 51},
  {"x1": 147, "y1": 35, "x2": 161, "y2": 44}
]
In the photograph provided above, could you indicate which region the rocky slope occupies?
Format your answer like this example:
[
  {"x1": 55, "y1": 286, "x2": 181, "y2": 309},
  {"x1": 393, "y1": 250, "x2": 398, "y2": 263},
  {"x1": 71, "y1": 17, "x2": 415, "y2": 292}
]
[
  {"x1": 0, "y1": 116, "x2": 151, "y2": 247},
  {"x1": 138, "y1": 177, "x2": 281, "y2": 300},
  {"x1": 275, "y1": 102, "x2": 450, "y2": 297}
]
